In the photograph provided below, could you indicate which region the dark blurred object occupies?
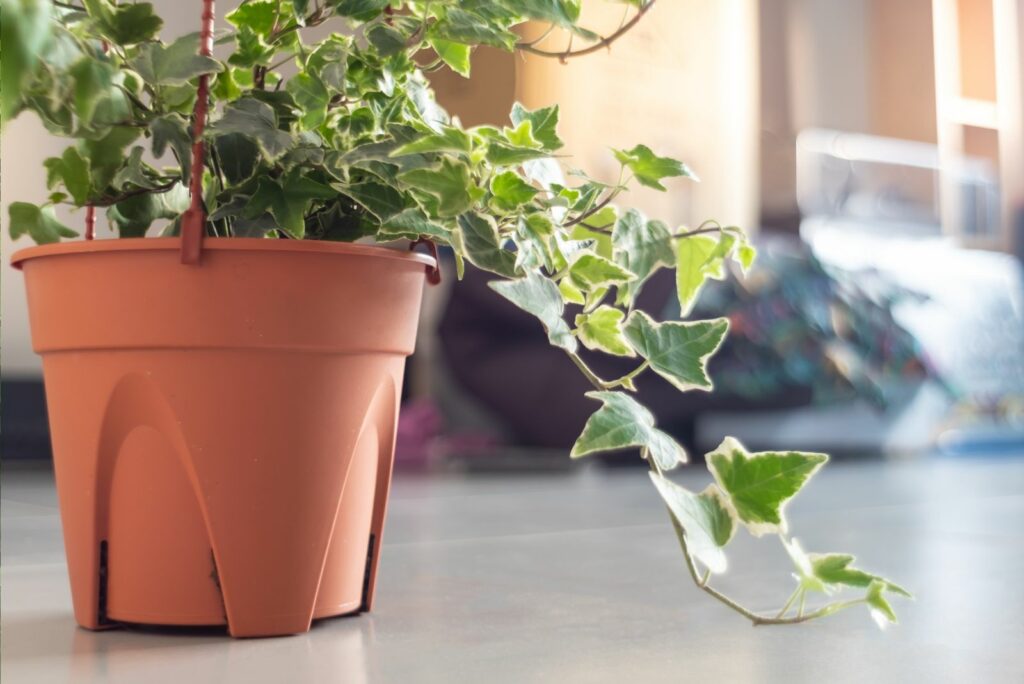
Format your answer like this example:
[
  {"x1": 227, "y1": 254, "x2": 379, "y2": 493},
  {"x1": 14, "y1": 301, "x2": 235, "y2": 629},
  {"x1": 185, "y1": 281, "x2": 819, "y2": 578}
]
[
  {"x1": 690, "y1": 236, "x2": 935, "y2": 409},
  {"x1": 1, "y1": 380, "x2": 52, "y2": 460}
]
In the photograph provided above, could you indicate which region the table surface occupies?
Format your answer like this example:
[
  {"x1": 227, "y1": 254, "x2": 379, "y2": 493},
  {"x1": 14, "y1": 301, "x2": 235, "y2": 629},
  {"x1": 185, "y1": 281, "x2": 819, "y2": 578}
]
[{"x1": 3, "y1": 456, "x2": 1023, "y2": 684}]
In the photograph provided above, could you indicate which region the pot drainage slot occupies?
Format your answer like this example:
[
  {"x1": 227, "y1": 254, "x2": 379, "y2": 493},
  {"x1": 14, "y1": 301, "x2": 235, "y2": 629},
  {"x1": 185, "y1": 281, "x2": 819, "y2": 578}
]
[{"x1": 98, "y1": 540, "x2": 110, "y2": 625}]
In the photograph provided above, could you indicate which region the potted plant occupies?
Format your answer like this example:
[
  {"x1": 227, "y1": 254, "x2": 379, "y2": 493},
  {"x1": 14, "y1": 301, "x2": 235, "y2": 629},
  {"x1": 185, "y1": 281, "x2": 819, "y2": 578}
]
[{"x1": 3, "y1": 0, "x2": 909, "y2": 637}]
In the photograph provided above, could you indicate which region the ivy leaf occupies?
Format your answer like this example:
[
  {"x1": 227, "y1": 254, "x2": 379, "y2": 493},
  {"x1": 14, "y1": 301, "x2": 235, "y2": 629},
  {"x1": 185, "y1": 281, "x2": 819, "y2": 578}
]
[
  {"x1": 613, "y1": 144, "x2": 696, "y2": 191},
  {"x1": 2, "y1": 0, "x2": 53, "y2": 124},
  {"x1": 44, "y1": 147, "x2": 91, "y2": 204},
  {"x1": 367, "y1": 23, "x2": 408, "y2": 57},
  {"x1": 738, "y1": 242, "x2": 756, "y2": 273},
  {"x1": 559, "y1": 279, "x2": 586, "y2": 305},
  {"x1": 568, "y1": 253, "x2": 636, "y2": 292},
  {"x1": 378, "y1": 207, "x2": 452, "y2": 242},
  {"x1": 675, "y1": 234, "x2": 719, "y2": 315},
  {"x1": 489, "y1": 269, "x2": 575, "y2": 351},
  {"x1": 70, "y1": 57, "x2": 114, "y2": 124},
  {"x1": 286, "y1": 72, "x2": 330, "y2": 130},
  {"x1": 810, "y1": 554, "x2": 912, "y2": 598},
  {"x1": 490, "y1": 171, "x2": 539, "y2": 211},
  {"x1": 306, "y1": 36, "x2": 349, "y2": 92},
  {"x1": 706, "y1": 437, "x2": 828, "y2": 537},
  {"x1": 510, "y1": 102, "x2": 563, "y2": 151},
  {"x1": 8, "y1": 202, "x2": 78, "y2": 243},
  {"x1": 866, "y1": 580, "x2": 898, "y2": 628},
  {"x1": 81, "y1": 125, "x2": 140, "y2": 191},
  {"x1": 623, "y1": 311, "x2": 728, "y2": 392},
  {"x1": 429, "y1": 38, "x2": 471, "y2": 77},
  {"x1": 244, "y1": 170, "x2": 335, "y2": 238},
  {"x1": 84, "y1": 0, "x2": 162, "y2": 45},
  {"x1": 392, "y1": 126, "x2": 472, "y2": 157},
  {"x1": 225, "y1": 0, "x2": 278, "y2": 36},
  {"x1": 650, "y1": 474, "x2": 736, "y2": 574},
  {"x1": 112, "y1": 146, "x2": 161, "y2": 190},
  {"x1": 131, "y1": 33, "x2": 222, "y2": 86},
  {"x1": 335, "y1": 180, "x2": 405, "y2": 221},
  {"x1": 571, "y1": 391, "x2": 686, "y2": 471},
  {"x1": 150, "y1": 114, "x2": 194, "y2": 184},
  {"x1": 575, "y1": 306, "x2": 635, "y2": 357},
  {"x1": 612, "y1": 209, "x2": 675, "y2": 305},
  {"x1": 213, "y1": 133, "x2": 261, "y2": 185},
  {"x1": 430, "y1": 8, "x2": 519, "y2": 50},
  {"x1": 209, "y1": 98, "x2": 294, "y2": 161},
  {"x1": 332, "y1": 0, "x2": 390, "y2": 21},
  {"x1": 398, "y1": 158, "x2": 474, "y2": 217},
  {"x1": 457, "y1": 212, "x2": 518, "y2": 277}
]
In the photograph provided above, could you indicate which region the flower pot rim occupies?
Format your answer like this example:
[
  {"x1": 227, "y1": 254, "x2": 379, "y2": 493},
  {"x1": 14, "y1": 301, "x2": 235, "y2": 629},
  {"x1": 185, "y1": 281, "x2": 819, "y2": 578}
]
[{"x1": 10, "y1": 237, "x2": 437, "y2": 271}]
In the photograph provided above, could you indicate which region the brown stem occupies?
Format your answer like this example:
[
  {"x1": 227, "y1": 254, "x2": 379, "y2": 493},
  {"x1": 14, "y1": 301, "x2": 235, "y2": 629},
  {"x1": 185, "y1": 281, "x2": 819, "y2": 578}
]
[
  {"x1": 516, "y1": 0, "x2": 657, "y2": 60},
  {"x1": 92, "y1": 180, "x2": 178, "y2": 208}
]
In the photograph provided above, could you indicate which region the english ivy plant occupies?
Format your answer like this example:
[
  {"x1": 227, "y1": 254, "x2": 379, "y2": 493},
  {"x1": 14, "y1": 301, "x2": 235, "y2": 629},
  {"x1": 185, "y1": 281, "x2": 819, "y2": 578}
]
[{"x1": 2, "y1": 0, "x2": 909, "y2": 627}]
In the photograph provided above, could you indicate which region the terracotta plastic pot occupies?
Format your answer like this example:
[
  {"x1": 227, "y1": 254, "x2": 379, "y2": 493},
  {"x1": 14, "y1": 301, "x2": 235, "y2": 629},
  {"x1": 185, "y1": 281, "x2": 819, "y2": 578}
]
[{"x1": 12, "y1": 238, "x2": 435, "y2": 637}]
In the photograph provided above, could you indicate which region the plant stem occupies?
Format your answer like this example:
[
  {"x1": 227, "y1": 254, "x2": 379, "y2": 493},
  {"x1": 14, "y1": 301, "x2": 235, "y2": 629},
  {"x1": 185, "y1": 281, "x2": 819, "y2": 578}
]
[{"x1": 516, "y1": 1, "x2": 657, "y2": 60}]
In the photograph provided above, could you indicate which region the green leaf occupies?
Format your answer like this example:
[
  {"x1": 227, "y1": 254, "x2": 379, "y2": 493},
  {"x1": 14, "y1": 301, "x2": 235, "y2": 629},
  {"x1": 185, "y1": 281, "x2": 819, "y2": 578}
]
[
  {"x1": 612, "y1": 209, "x2": 675, "y2": 305},
  {"x1": 490, "y1": 171, "x2": 539, "y2": 211},
  {"x1": 306, "y1": 36, "x2": 349, "y2": 92},
  {"x1": 650, "y1": 474, "x2": 736, "y2": 574},
  {"x1": 809, "y1": 554, "x2": 912, "y2": 598},
  {"x1": 332, "y1": 0, "x2": 390, "y2": 21},
  {"x1": 45, "y1": 147, "x2": 91, "y2": 204},
  {"x1": 244, "y1": 170, "x2": 335, "y2": 238},
  {"x1": 225, "y1": 0, "x2": 278, "y2": 36},
  {"x1": 335, "y1": 180, "x2": 405, "y2": 221},
  {"x1": 575, "y1": 306, "x2": 635, "y2": 357},
  {"x1": 623, "y1": 311, "x2": 728, "y2": 392},
  {"x1": 378, "y1": 207, "x2": 452, "y2": 242},
  {"x1": 675, "y1": 234, "x2": 719, "y2": 315},
  {"x1": 866, "y1": 580, "x2": 898, "y2": 628},
  {"x1": 112, "y1": 146, "x2": 161, "y2": 190},
  {"x1": 286, "y1": 72, "x2": 329, "y2": 130},
  {"x1": 457, "y1": 212, "x2": 517, "y2": 277},
  {"x1": 398, "y1": 158, "x2": 474, "y2": 217},
  {"x1": 430, "y1": 8, "x2": 519, "y2": 50},
  {"x1": 367, "y1": 23, "x2": 408, "y2": 57},
  {"x1": 84, "y1": 0, "x2": 162, "y2": 45},
  {"x1": 81, "y1": 125, "x2": 140, "y2": 190},
  {"x1": 559, "y1": 278, "x2": 586, "y2": 305},
  {"x1": 571, "y1": 391, "x2": 686, "y2": 471},
  {"x1": 210, "y1": 98, "x2": 294, "y2": 161},
  {"x1": 213, "y1": 133, "x2": 261, "y2": 185},
  {"x1": 392, "y1": 126, "x2": 473, "y2": 157},
  {"x1": 1, "y1": 0, "x2": 53, "y2": 125},
  {"x1": 70, "y1": 57, "x2": 114, "y2": 124},
  {"x1": 8, "y1": 202, "x2": 78, "y2": 244},
  {"x1": 510, "y1": 103, "x2": 563, "y2": 151},
  {"x1": 131, "y1": 33, "x2": 222, "y2": 86},
  {"x1": 568, "y1": 253, "x2": 636, "y2": 292},
  {"x1": 429, "y1": 38, "x2": 471, "y2": 77},
  {"x1": 613, "y1": 144, "x2": 696, "y2": 191},
  {"x1": 706, "y1": 437, "x2": 828, "y2": 536},
  {"x1": 489, "y1": 269, "x2": 576, "y2": 352},
  {"x1": 150, "y1": 114, "x2": 194, "y2": 184},
  {"x1": 737, "y1": 242, "x2": 756, "y2": 273}
]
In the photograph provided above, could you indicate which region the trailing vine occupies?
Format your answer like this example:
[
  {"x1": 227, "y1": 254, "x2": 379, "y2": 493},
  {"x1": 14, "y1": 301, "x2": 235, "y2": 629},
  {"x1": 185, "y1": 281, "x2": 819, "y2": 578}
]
[{"x1": 2, "y1": 0, "x2": 910, "y2": 627}]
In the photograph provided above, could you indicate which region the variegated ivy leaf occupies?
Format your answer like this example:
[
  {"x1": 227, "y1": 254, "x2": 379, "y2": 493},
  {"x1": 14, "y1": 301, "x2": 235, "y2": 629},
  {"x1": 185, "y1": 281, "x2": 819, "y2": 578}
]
[
  {"x1": 568, "y1": 253, "x2": 636, "y2": 293},
  {"x1": 612, "y1": 209, "x2": 675, "y2": 305},
  {"x1": 489, "y1": 270, "x2": 576, "y2": 352},
  {"x1": 575, "y1": 306, "x2": 635, "y2": 357},
  {"x1": 391, "y1": 125, "x2": 473, "y2": 157},
  {"x1": 809, "y1": 551, "x2": 912, "y2": 598},
  {"x1": 457, "y1": 212, "x2": 517, "y2": 277},
  {"x1": 623, "y1": 311, "x2": 728, "y2": 392},
  {"x1": 429, "y1": 38, "x2": 471, "y2": 77},
  {"x1": 510, "y1": 102, "x2": 563, "y2": 151},
  {"x1": 675, "y1": 234, "x2": 719, "y2": 316},
  {"x1": 209, "y1": 98, "x2": 294, "y2": 162},
  {"x1": 130, "y1": 32, "x2": 222, "y2": 87},
  {"x1": 650, "y1": 474, "x2": 736, "y2": 574},
  {"x1": 866, "y1": 580, "x2": 898, "y2": 628},
  {"x1": 613, "y1": 144, "x2": 697, "y2": 191},
  {"x1": 706, "y1": 437, "x2": 827, "y2": 537},
  {"x1": 571, "y1": 392, "x2": 686, "y2": 471},
  {"x1": 399, "y1": 158, "x2": 475, "y2": 217}
]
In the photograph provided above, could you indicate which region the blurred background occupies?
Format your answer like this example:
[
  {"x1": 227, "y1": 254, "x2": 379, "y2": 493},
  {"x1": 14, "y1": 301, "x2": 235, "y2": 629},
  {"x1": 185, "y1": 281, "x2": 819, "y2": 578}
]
[{"x1": 3, "y1": 0, "x2": 1023, "y2": 467}]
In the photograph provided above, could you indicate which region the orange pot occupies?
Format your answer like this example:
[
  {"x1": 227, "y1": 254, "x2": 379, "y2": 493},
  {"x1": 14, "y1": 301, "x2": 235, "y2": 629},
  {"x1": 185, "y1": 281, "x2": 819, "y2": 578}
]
[{"x1": 12, "y1": 238, "x2": 435, "y2": 637}]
